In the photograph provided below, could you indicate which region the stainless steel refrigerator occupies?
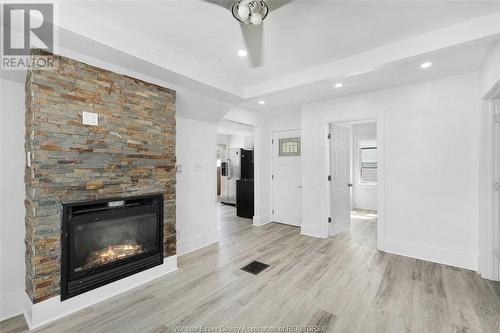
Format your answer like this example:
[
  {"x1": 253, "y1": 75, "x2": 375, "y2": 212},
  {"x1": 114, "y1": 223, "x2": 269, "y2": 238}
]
[{"x1": 220, "y1": 148, "x2": 241, "y2": 205}]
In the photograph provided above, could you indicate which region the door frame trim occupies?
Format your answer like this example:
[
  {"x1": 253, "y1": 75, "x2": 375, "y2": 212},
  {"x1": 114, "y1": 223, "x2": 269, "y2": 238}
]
[
  {"x1": 479, "y1": 80, "x2": 500, "y2": 281},
  {"x1": 271, "y1": 128, "x2": 302, "y2": 226},
  {"x1": 324, "y1": 116, "x2": 385, "y2": 252}
]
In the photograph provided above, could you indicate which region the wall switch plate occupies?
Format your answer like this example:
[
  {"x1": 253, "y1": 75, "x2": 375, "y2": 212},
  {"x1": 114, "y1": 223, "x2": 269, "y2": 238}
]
[{"x1": 82, "y1": 112, "x2": 98, "y2": 126}]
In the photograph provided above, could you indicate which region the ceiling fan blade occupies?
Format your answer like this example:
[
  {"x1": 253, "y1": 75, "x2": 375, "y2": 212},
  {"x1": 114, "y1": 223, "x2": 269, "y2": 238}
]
[
  {"x1": 202, "y1": 0, "x2": 234, "y2": 11},
  {"x1": 266, "y1": 0, "x2": 292, "y2": 12},
  {"x1": 240, "y1": 23, "x2": 263, "y2": 67}
]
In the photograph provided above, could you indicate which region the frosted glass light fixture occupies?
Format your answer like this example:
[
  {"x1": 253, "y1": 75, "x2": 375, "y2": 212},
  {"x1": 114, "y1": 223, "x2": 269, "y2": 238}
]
[
  {"x1": 232, "y1": 0, "x2": 269, "y2": 25},
  {"x1": 237, "y1": 3, "x2": 250, "y2": 19}
]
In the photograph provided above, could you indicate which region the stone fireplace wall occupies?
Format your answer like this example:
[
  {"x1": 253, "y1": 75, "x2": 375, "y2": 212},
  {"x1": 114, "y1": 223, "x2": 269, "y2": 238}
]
[{"x1": 25, "y1": 53, "x2": 176, "y2": 303}]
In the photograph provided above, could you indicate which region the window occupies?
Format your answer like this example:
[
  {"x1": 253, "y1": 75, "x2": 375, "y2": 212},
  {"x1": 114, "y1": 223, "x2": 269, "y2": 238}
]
[
  {"x1": 279, "y1": 137, "x2": 301, "y2": 156},
  {"x1": 360, "y1": 147, "x2": 377, "y2": 184}
]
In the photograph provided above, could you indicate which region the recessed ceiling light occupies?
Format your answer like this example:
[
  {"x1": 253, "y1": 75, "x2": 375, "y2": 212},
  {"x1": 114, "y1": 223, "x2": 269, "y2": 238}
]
[
  {"x1": 258, "y1": 100, "x2": 265, "y2": 105},
  {"x1": 334, "y1": 82, "x2": 343, "y2": 88},
  {"x1": 238, "y1": 49, "x2": 248, "y2": 57},
  {"x1": 420, "y1": 62, "x2": 432, "y2": 69}
]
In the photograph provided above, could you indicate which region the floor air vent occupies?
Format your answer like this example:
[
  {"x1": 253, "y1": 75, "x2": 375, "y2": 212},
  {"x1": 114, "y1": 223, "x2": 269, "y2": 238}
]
[{"x1": 241, "y1": 261, "x2": 270, "y2": 275}]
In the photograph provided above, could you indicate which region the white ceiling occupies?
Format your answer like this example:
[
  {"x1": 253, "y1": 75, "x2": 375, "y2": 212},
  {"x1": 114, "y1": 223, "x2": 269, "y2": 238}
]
[
  {"x1": 8, "y1": 0, "x2": 495, "y2": 120},
  {"x1": 59, "y1": 0, "x2": 500, "y2": 88},
  {"x1": 239, "y1": 39, "x2": 495, "y2": 112}
]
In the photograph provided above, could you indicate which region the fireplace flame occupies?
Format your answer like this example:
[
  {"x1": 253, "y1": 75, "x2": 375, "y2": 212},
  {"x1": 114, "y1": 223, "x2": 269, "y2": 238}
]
[{"x1": 81, "y1": 242, "x2": 144, "y2": 271}]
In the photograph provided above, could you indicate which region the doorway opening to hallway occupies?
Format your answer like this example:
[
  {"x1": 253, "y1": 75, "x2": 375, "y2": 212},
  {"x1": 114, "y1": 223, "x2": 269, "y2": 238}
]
[{"x1": 216, "y1": 119, "x2": 256, "y2": 234}]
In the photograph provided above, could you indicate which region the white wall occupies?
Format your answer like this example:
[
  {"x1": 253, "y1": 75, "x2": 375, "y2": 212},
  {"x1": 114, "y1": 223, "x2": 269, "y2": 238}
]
[
  {"x1": 301, "y1": 72, "x2": 480, "y2": 270},
  {"x1": 351, "y1": 123, "x2": 377, "y2": 210},
  {"x1": 217, "y1": 134, "x2": 229, "y2": 146},
  {"x1": 176, "y1": 117, "x2": 218, "y2": 255},
  {"x1": 269, "y1": 108, "x2": 301, "y2": 131},
  {"x1": 480, "y1": 40, "x2": 500, "y2": 98},
  {"x1": 218, "y1": 133, "x2": 254, "y2": 149},
  {"x1": 0, "y1": 76, "x2": 26, "y2": 320},
  {"x1": 229, "y1": 134, "x2": 247, "y2": 149}
]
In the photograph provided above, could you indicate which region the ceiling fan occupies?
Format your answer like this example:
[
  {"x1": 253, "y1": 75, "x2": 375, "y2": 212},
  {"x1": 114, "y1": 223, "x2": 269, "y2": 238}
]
[{"x1": 203, "y1": 0, "x2": 292, "y2": 67}]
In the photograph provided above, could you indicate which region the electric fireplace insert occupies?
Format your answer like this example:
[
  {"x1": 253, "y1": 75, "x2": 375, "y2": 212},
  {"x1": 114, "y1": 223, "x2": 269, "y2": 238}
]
[{"x1": 61, "y1": 194, "x2": 164, "y2": 300}]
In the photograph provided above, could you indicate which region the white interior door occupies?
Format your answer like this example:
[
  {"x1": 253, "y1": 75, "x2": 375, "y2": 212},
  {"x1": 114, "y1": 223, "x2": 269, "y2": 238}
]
[
  {"x1": 272, "y1": 130, "x2": 302, "y2": 226},
  {"x1": 330, "y1": 124, "x2": 351, "y2": 236}
]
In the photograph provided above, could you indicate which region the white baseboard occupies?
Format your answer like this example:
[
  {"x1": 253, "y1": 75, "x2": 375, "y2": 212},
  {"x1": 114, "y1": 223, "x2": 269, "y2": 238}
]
[
  {"x1": 253, "y1": 215, "x2": 271, "y2": 227},
  {"x1": 379, "y1": 238, "x2": 478, "y2": 271},
  {"x1": 177, "y1": 231, "x2": 219, "y2": 256},
  {"x1": 301, "y1": 223, "x2": 328, "y2": 239},
  {"x1": 0, "y1": 290, "x2": 25, "y2": 321},
  {"x1": 23, "y1": 255, "x2": 178, "y2": 330}
]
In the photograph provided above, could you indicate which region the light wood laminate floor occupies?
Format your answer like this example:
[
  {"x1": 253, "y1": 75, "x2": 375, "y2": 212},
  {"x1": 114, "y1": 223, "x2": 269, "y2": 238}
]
[{"x1": 2, "y1": 205, "x2": 499, "y2": 333}]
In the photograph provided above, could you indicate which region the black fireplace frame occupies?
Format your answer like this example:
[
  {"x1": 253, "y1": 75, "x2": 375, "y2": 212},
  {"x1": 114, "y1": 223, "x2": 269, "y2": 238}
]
[{"x1": 60, "y1": 194, "x2": 164, "y2": 300}]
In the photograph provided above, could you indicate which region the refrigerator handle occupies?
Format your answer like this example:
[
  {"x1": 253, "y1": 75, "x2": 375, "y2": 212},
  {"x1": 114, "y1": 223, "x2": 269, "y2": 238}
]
[{"x1": 226, "y1": 158, "x2": 232, "y2": 180}]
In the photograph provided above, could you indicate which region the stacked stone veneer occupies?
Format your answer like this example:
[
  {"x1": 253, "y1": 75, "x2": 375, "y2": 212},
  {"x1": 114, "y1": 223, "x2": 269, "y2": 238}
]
[{"x1": 25, "y1": 53, "x2": 176, "y2": 303}]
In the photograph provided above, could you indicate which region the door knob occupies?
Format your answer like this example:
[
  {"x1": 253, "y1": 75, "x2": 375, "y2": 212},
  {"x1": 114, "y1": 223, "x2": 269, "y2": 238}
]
[{"x1": 348, "y1": 183, "x2": 353, "y2": 187}]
